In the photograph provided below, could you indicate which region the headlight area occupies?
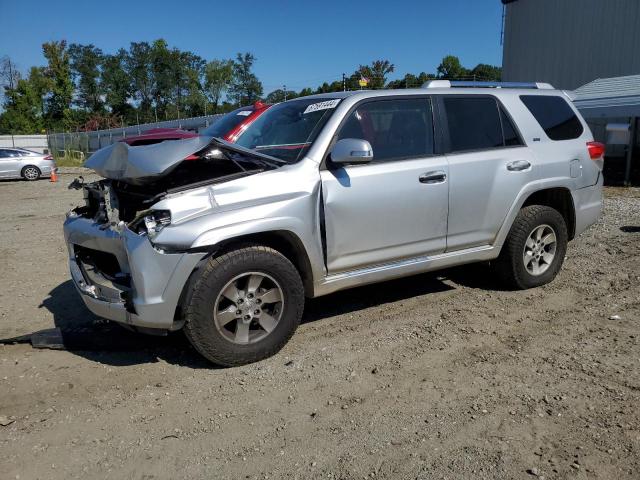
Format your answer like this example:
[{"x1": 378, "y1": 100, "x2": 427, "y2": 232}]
[{"x1": 129, "y1": 209, "x2": 172, "y2": 239}]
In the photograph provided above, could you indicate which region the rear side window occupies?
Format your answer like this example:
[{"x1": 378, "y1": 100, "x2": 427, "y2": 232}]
[
  {"x1": 520, "y1": 95, "x2": 583, "y2": 140},
  {"x1": 444, "y1": 97, "x2": 507, "y2": 152},
  {"x1": 500, "y1": 107, "x2": 521, "y2": 146},
  {"x1": 336, "y1": 98, "x2": 434, "y2": 162}
]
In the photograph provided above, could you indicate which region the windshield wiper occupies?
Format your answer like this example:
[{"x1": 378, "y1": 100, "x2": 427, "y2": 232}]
[{"x1": 208, "y1": 137, "x2": 288, "y2": 169}]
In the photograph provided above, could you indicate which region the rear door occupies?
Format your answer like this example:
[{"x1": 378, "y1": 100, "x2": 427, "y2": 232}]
[
  {"x1": 321, "y1": 96, "x2": 449, "y2": 273},
  {"x1": 438, "y1": 95, "x2": 536, "y2": 251}
]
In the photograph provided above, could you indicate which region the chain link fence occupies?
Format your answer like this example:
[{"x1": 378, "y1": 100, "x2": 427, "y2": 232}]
[{"x1": 47, "y1": 114, "x2": 224, "y2": 165}]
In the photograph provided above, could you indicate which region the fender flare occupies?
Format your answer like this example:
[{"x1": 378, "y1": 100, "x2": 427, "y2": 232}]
[{"x1": 493, "y1": 177, "x2": 576, "y2": 249}]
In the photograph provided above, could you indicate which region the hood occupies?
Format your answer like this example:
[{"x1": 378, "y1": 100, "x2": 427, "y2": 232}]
[{"x1": 85, "y1": 136, "x2": 213, "y2": 184}]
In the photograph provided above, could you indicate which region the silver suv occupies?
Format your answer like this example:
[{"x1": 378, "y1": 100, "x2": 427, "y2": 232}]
[{"x1": 63, "y1": 81, "x2": 603, "y2": 366}]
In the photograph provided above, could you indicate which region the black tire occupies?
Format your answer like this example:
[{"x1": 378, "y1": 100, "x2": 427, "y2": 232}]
[
  {"x1": 21, "y1": 165, "x2": 41, "y2": 181},
  {"x1": 493, "y1": 205, "x2": 568, "y2": 290},
  {"x1": 183, "y1": 246, "x2": 304, "y2": 367}
]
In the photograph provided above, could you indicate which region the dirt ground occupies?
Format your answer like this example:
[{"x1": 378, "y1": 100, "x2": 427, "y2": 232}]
[{"x1": 0, "y1": 174, "x2": 639, "y2": 480}]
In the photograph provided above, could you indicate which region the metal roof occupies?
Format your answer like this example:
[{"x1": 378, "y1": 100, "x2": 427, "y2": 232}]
[{"x1": 573, "y1": 74, "x2": 640, "y2": 118}]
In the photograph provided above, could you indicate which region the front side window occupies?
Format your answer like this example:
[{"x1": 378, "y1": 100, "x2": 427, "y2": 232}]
[
  {"x1": 235, "y1": 98, "x2": 340, "y2": 163},
  {"x1": 520, "y1": 95, "x2": 583, "y2": 141},
  {"x1": 336, "y1": 98, "x2": 434, "y2": 162},
  {"x1": 444, "y1": 97, "x2": 505, "y2": 152}
]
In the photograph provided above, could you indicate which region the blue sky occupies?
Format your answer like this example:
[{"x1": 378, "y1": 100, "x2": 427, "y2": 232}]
[{"x1": 0, "y1": 0, "x2": 505, "y2": 93}]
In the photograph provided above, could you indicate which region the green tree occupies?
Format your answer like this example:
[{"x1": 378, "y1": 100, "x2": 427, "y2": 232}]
[
  {"x1": 229, "y1": 53, "x2": 263, "y2": 106},
  {"x1": 125, "y1": 41, "x2": 154, "y2": 121},
  {"x1": 355, "y1": 59, "x2": 395, "y2": 89},
  {"x1": 150, "y1": 39, "x2": 174, "y2": 117},
  {"x1": 204, "y1": 59, "x2": 234, "y2": 113},
  {"x1": 175, "y1": 50, "x2": 206, "y2": 117},
  {"x1": 101, "y1": 49, "x2": 133, "y2": 120},
  {"x1": 42, "y1": 40, "x2": 73, "y2": 126},
  {"x1": 387, "y1": 72, "x2": 436, "y2": 89},
  {"x1": 68, "y1": 43, "x2": 104, "y2": 112},
  {"x1": 314, "y1": 80, "x2": 343, "y2": 94},
  {"x1": 264, "y1": 88, "x2": 297, "y2": 103},
  {"x1": 436, "y1": 55, "x2": 468, "y2": 79},
  {"x1": 0, "y1": 56, "x2": 21, "y2": 99},
  {"x1": 0, "y1": 66, "x2": 52, "y2": 134},
  {"x1": 469, "y1": 63, "x2": 502, "y2": 81}
]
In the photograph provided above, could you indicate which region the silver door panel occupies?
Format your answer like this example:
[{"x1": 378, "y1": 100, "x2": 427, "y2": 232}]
[{"x1": 321, "y1": 157, "x2": 449, "y2": 273}]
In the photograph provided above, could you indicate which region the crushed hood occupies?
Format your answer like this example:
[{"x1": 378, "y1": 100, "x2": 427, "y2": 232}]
[{"x1": 84, "y1": 136, "x2": 213, "y2": 184}]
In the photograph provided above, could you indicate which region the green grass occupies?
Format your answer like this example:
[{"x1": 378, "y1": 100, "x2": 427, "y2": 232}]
[{"x1": 53, "y1": 150, "x2": 86, "y2": 167}]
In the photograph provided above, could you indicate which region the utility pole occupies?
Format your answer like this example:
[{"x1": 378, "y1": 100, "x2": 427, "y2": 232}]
[
  {"x1": 283, "y1": 85, "x2": 287, "y2": 101},
  {"x1": 342, "y1": 73, "x2": 346, "y2": 91}
]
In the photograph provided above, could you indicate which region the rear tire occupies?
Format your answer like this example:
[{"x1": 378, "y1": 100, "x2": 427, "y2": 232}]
[
  {"x1": 493, "y1": 205, "x2": 568, "y2": 289},
  {"x1": 21, "y1": 165, "x2": 41, "y2": 181},
  {"x1": 183, "y1": 246, "x2": 304, "y2": 367}
]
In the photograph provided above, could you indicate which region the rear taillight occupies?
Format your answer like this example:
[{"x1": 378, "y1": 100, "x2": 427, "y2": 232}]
[
  {"x1": 44, "y1": 154, "x2": 54, "y2": 161},
  {"x1": 184, "y1": 154, "x2": 199, "y2": 161},
  {"x1": 587, "y1": 141, "x2": 605, "y2": 160}
]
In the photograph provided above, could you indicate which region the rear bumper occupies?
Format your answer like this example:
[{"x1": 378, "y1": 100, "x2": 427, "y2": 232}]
[
  {"x1": 63, "y1": 214, "x2": 205, "y2": 330},
  {"x1": 572, "y1": 173, "x2": 603, "y2": 237}
]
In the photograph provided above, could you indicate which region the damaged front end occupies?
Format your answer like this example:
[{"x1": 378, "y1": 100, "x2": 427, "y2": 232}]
[{"x1": 64, "y1": 137, "x2": 276, "y2": 332}]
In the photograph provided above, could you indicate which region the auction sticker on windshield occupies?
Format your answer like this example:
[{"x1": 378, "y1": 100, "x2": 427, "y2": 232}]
[{"x1": 303, "y1": 99, "x2": 341, "y2": 115}]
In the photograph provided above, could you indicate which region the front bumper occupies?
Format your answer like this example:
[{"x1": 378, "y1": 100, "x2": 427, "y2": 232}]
[{"x1": 63, "y1": 214, "x2": 205, "y2": 330}]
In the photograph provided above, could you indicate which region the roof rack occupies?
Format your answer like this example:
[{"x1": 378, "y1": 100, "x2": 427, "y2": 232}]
[{"x1": 422, "y1": 80, "x2": 555, "y2": 90}]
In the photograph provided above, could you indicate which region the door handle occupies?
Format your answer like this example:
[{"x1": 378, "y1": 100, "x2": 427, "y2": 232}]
[
  {"x1": 506, "y1": 160, "x2": 531, "y2": 171},
  {"x1": 419, "y1": 171, "x2": 447, "y2": 184}
]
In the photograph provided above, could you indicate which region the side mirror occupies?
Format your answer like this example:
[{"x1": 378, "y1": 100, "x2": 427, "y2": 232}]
[{"x1": 330, "y1": 138, "x2": 373, "y2": 165}]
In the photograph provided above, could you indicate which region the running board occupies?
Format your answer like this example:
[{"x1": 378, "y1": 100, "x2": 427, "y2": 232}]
[{"x1": 313, "y1": 245, "x2": 498, "y2": 297}]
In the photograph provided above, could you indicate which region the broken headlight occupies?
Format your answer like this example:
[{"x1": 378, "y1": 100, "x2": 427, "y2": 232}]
[{"x1": 131, "y1": 210, "x2": 171, "y2": 237}]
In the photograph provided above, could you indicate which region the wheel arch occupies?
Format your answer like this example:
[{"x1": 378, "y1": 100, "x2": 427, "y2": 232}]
[
  {"x1": 521, "y1": 187, "x2": 576, "y2": 240},
  {"x1": 172, "y1": 229, "x2": 315, "y2": 331},
  {"x1": 495, "y1": 182, "x2": 577, "y2": 251}
]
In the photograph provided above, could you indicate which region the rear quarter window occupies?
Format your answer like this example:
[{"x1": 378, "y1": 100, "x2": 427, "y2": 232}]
[{"x1": 520, "y1": 95, "x2": 583, "y2": 141}]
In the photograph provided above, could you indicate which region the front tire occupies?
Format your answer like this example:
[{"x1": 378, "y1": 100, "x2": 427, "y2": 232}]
[
  {"x1": 494, "y1": 205, "x2": 568, "y2": 289},
  {"x1": 183, "y1": 246, "x2": 304, "y2": 366},
  {"x1": 21, "y1": 165, "x2": 41, "y2": 181}
]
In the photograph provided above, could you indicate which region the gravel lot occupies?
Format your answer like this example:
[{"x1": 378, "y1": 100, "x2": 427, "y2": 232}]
[{"x1": 0, "y1": 174, "x2": 639, "y2": 480}]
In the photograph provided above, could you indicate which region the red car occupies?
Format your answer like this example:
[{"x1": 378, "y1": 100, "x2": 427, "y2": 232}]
[{"x1": 121, "y1": 102, "x2": 271, "y2": 146}]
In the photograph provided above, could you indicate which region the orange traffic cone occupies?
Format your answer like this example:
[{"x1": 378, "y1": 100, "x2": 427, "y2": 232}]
[{"x1": 50, "y1": 169, "x2": 58, "y2": 183}]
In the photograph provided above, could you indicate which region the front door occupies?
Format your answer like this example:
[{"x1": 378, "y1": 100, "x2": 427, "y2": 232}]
[{"x1": 321, "y1": 97, "x2": 449, "y2": 274}]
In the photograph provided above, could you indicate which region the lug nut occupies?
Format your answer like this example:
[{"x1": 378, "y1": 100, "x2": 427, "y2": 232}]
[
  {"x1": 254, "y1": 309, "x2": 260, "y2": 315},
  {"x1": 237, "y1": 298, "x2": 244, "y2": 304},
  {"x1": 244, "y1": 315, "x2": 251, "y2": 320},
  {"x1": 247, "y1": 293, "x2": 254, "y2": 299},
  {"x1": 256, "y1": 299, "x2": 262, "y2": 305},
  {"x1": 236, "y1": 309, "x2": 242, "y2": 315}
]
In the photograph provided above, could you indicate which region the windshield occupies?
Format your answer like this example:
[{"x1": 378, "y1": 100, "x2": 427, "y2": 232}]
[
  {"x1": 234, "y1": 98, "x2": 340, "y2": 163},
  {"x1": 201, "y1": 107, "x2": 253, "y2": 137}
]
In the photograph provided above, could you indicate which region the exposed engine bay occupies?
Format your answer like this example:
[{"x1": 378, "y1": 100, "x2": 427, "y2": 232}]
[{"x1": 71, "y1": 136, "x2": 287, "y2": 226}]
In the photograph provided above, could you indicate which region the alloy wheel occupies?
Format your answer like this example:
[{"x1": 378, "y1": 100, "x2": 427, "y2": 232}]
[
  {"x1": 23, "y1": 167, "x2": 39, "y2": 180},
  {"x1": 213, "y1": 272, "x2": 284, "y2": 345},
  {"x1": 522, "y1": 224, "x2": 557, "y2": 276}
]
